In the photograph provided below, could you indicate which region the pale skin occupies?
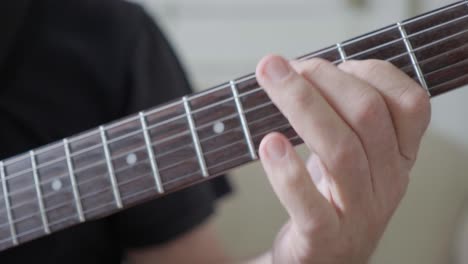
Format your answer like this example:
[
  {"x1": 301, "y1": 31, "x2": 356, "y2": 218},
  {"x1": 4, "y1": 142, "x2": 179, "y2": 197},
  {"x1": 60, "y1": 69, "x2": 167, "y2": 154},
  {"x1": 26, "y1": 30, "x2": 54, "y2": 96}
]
[{"x1": 127, "y1": 55, "x2": 431, "y2": 263}]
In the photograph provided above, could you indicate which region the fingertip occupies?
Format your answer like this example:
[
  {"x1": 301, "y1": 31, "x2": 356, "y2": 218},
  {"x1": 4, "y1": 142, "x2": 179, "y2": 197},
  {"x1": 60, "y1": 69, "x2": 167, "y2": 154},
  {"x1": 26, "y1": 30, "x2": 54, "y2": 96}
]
[
  {"x1": 256, "y1": 55, "x2": 292, "y2": 86},
  {"x1": 259, "y1": 132, "x2": 291, "y2": 162}
]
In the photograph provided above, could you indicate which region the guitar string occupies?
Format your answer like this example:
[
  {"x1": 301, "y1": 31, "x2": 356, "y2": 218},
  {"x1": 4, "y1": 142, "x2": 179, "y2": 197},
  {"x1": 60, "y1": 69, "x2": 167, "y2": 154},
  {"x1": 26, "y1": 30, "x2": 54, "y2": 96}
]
[
  {"x1": 0, "y1": 3, "x2": 461, "y2": 245},
  {"x1": 0, "y1": 130, "x2": 301, "y2": 244},
  {"x1": 1, "y1": 2, "x2": 466, "y2": 170},
  {"x1": 0, "y1": 98, "x2": 276, "y2": 205},
  {"x1": 0, "y1": 106, "x2": 282, "y2": 214},
  {"x1": 0, "y1": 17, "x2": 467, "y2": 214},
  {"x1": 4, "y1": 118, "x2": 295, "y2": 229},
  {"x1": 1, "y1": 11, "x2": 467, "y2": 184},
  {"x1": 0, "y1": 118, "x2": 298, "y2": 234},
  {"x1": 398, "y1": 41, "x2": 468, "y2": 74}
]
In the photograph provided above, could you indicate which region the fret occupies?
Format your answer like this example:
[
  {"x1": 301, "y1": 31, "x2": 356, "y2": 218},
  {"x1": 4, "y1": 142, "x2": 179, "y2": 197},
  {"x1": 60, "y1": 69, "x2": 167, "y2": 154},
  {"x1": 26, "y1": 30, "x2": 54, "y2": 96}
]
[
  {"x1": 342, "y1": 25, "x2": 402, "y2": 57},
  {"x1": 397, "y1": 22, "x2": 430, "y2": 94},
  {"x1": 99, "y1": 126, "x2": 123, "y2": 209},
  {"x1": 402, "y1": 4, "x2": 468, "y2": 95},
  {"x1": 4, "y1": 154, "x2": 44, "y2": 244},
  {"x1": 0, "y1": 161, "x2": 18, "y2": 246},
  {"x1": 63, "y1": 139, "x2": 85, "y2": 222},
  {"x1": 230, "y1": 80, "x2": 257, "y2": 160},
  {"x1": 189, "y1": 86, "x2": 250, "y2": 176},
  {"x1": 190, "y1": 85, "x2": 240, "y2": 148},
  {"x1": 34, "y1": 143, "x2": 80, "y2": 232},
  {"x1": 69, "y1": 131, "x2": 117, "y2": 219},
  {"x1": 182, "y1": 96, "x2": 209, "y2": 177},
  {"x1": 336, "y1": 43, "x2": 347, "y2": 62},
  {"x1": 144, "y1": 101, "x2": 203, "y2": 191},
  {"x1": 139, "y1": 112, "x2": 164, "y2": 194},
  {"x1": 105, "y1": 114, "x2": 161, "y2": 206},
  {"x1": 412, "y1": 29, "x2": 468, "y2": 76},
  {"x1": 30, "y1": 151, "x2": 50, "y2": 234},
  {"x1": 342, "y1": 26, "x2": 416, "y2": 76}
]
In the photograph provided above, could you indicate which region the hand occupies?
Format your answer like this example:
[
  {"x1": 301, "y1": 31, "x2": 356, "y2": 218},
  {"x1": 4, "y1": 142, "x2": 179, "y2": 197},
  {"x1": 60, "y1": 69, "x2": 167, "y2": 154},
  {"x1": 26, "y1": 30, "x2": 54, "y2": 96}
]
[{"x1": 255, "y1": 56, "x2": 431, "y2": 263}]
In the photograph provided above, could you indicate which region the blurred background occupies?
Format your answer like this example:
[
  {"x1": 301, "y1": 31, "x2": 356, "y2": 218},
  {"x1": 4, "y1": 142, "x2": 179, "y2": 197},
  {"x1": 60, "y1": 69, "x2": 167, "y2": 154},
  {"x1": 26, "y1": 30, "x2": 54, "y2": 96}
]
[{"x1": 131, "y1": 0, "x2": 468, "y2": 263}]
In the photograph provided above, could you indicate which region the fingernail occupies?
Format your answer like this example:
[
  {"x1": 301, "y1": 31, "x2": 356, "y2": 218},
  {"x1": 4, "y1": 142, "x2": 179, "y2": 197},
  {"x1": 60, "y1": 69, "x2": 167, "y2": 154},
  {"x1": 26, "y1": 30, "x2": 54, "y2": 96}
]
[
  {"x1": 266, "y1": 137, "x2": 287, "y2": 161},
  {"x1": 265, "y1": 57, "x2": 291, "y2": 82}
]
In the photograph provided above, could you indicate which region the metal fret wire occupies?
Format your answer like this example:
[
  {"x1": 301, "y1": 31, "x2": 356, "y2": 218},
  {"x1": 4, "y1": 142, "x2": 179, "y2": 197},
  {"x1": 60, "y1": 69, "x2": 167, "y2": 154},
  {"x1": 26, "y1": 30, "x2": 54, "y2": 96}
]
[
  {"x1": 0, "y1": 11, "x2": 467, "y2": 210},
  {"x1": 336, "y1": 43, "x2": 347, "y2": 62},
  {"x1": 0, "y1": 161, "x2": 17, "y2": 245},
  {"x1": 0, "y1": 116, "x2": 298, "y2": 240},
  {"x1": 1, "y1": 2, "x2": 467, "y2": 181},
  {"x1": 100, "y1": 126, "x2": 123, "y2": 209},
  {"x1": 230, "y1": 80, "x2": 258, "y2": 160},
  {"x1": 183, "y1": 96, "x2": 209, "y2": 177},
  {"x1": 63, "y1": 138, "x2": 85, "y2": 222},
  {"x1": 139, "y1": 112, "x2": 164, "y2": 194},
  {"x1": 397, "y1": 22, "x2": 430, "y2": 93},
  {"x1": 30, "y1": 151, "x2": 50, "y2": 234},
  {"x1": 0, "y1": 0, "x2": 468, "y2": 244},
  {"x1": 0, "y1": 9, "x2": 467, "y2": 214}
]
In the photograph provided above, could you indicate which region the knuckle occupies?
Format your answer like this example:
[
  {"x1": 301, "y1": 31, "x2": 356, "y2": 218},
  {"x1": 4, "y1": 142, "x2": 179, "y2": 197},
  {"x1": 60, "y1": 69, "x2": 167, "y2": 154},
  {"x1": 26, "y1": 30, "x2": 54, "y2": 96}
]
[
  {"x1": 328, "y1": 132, "x2": 360, "y2": 170},
  {"x1": 288, "y1": 83, "x2": 315, "y2": 110},
  {"x1": 403, "y1": 85, "x2": 431, "y2": 120},
  {"x1": 282, "y1": 162, "x2": 305, "y2": 188},
  {"x1": 354, "y1": 92, "x2": 385, "y2": 127}
]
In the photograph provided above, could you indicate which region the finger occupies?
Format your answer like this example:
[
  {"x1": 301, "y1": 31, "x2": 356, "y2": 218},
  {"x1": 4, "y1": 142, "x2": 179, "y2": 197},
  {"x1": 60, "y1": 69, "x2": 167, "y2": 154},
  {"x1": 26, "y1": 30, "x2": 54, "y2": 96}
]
[
  {"x1": 256, "y1": 55, "x2": 367, "y2": 207},
  {"x1": 291, "y1": 59, "x2": 397, "y2": 195},
  {"x1": 339, "y1": 60, "x2": 431, "y2": 166},
  {"x1": 259, "y1": 132, "x2": 338, "y2": 234}
]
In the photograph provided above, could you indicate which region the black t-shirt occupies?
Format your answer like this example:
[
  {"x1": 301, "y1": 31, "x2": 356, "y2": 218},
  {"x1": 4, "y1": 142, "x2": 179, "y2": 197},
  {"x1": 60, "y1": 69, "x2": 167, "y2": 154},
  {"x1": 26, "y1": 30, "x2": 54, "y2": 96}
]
[{"x1": 0, "y1": 0, "x2": 230, "y2": 263}]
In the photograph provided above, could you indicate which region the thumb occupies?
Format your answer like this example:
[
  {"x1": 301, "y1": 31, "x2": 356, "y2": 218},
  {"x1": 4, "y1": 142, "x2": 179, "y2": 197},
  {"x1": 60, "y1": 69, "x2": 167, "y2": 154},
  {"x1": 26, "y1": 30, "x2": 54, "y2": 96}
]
[{"x1": 259, "y1": 132, "x2": 338, "y2": 234}]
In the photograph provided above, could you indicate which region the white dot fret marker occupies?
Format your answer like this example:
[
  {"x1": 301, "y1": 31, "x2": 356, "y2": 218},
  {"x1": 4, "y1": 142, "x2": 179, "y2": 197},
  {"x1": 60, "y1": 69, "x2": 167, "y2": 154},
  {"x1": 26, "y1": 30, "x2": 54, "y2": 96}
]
[
  {"x1": 213, "y1": 121, "x2": 225, "y2": 134},
  {"x1": 52, "y1": 179, "x2": 62, "y2": 191},
  {"x1": 126, "y1": 153, "x2": 137, "y2": 165}
]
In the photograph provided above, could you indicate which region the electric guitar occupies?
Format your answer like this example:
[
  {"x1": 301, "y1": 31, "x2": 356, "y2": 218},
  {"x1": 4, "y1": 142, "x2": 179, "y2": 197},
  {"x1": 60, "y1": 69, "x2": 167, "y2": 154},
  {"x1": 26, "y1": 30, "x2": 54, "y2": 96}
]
[{"x1": 1, "y1": 0, "x2": 468, "y2": 252}]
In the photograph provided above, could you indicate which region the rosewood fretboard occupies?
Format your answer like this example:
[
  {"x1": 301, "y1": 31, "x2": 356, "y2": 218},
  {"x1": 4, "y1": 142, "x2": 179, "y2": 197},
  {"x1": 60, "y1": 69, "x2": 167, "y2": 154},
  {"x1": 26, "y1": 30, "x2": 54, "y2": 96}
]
[{"x1": 1, "y1": 1, "x2": 468, "y2": 252}]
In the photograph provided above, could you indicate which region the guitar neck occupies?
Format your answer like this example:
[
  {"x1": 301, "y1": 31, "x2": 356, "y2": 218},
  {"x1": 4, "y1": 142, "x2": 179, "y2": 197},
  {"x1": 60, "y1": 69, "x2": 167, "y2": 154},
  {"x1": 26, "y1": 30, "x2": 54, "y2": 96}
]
[{"x1": 1, "y1": 1, "x2": 468, "y2": 252}]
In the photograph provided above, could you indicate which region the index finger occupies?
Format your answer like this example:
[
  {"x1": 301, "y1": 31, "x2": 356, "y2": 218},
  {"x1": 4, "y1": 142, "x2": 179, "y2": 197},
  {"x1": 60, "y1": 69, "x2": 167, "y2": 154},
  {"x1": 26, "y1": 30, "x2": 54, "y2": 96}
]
[{"x1": 256, "y1": 55, "x2": 369, "y2": 204}]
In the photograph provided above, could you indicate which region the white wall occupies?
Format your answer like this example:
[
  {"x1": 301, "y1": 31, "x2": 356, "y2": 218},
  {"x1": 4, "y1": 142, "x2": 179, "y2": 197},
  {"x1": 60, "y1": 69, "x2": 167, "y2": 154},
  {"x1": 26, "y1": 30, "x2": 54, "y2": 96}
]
[{"x1": 132, "y1": 0, "x2": 468, "y2": 262}]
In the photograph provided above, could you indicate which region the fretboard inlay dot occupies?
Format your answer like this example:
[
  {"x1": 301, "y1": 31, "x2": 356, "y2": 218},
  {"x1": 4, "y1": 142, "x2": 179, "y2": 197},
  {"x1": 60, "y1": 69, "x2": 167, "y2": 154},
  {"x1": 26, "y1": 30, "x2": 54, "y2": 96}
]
[
  {"x1": 52, "y1": 179, "x2": 62, "y2": 191},
  {"x1": 126, "y1": 153, "x2": 138, "y2": 165},
  {"x1": 213, "y1": 121, "x2": 225, "y2": 134}
]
